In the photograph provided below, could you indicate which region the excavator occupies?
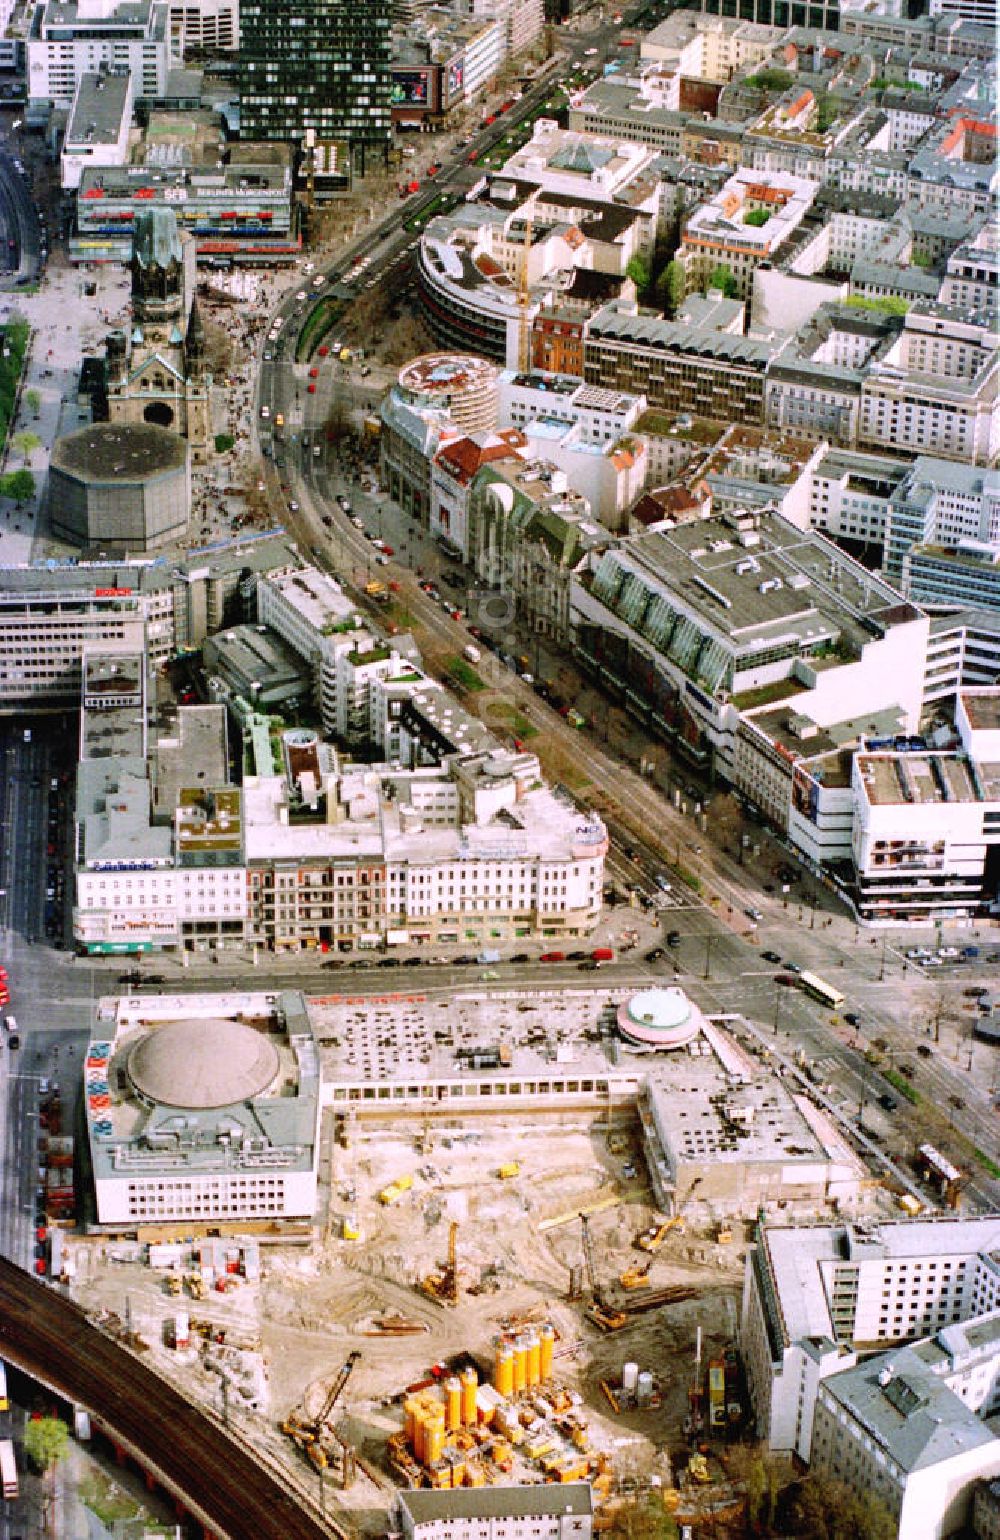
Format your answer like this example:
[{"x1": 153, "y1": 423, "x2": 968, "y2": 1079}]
[
  {"x1": 636, "y1": 1177, "x2": 703, "y2": 1253},
  {"x1": 579, "y1": 1213, "x2": 628, "y2": 1332},
  {"x1": 281, "y1": 1349, "x2": 361, "y2": 1485}
]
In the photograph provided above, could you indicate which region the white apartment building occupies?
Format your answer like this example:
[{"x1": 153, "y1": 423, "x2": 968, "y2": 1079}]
[
  {"x1": 741, "y1": 1215, "x2": 1000, "y2": 1462},
  {"x1": 938, "y1": 222, "x2": 998, "y2": 321},
  {"x1": 27, "y1": 0, "x2": 172, "y2": 110},
  {"x1": 811, "y1": 1329, "x2": 1000, "y2": 1540},
  {"x1": 639, "y1": 10, "x2": 781, "y2": 81},
  {"x1": 859, "y1": 305, "x2": 1000, "y2": 467},
  {"x1": 396, "y1": 1484, "x2": 593, "y2": 1540}
]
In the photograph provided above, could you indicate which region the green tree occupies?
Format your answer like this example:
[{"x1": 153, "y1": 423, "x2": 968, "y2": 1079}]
[
  {"x1": 707, "y1": 264, "x2": 738, "y2": 298},
  {"x1": 25, "y1": 387, "x2": 41, "y2": 418},
  {"x1": 12, "y1": 429, "x2": 41, "y2": 463},
  {"x1": 655, "y1": 259, "x2": 686, "y2": 316},
  {"x1": 625, "y1": 254, "x2": 651, "y2": 294},
  {"x1": 25, "y1": 1415, "x2": 69, "y2": 1539},
  {"x1": 0, "y1": 468, "x2": 35, "y2": 502}
]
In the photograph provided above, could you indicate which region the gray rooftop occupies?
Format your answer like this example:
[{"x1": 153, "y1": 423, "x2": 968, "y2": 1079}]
[
  {"x1": 66, "y1": 70, "x2": 132, "y2": 145},
  {"x1": 400, "y1": 1484, "x2": 593, "y2": 1524},
  {"x1": 821, "y1": 1344, "x2": 998, "y2": 1471},
  {"x1": 51, "y1": 423, "x2": 188, "y2": 481}
]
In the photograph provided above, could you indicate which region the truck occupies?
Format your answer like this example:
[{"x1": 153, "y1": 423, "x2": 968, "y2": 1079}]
[
  {"x1": 462, "y1": 643, "x2": 481, "y2": 664},
  {"x1": 477, "y1": 948, "x2": 500, "y2": 965},
  {"x1": 364, "y1": 580, "x2": 390, "y2": 604},
  {"x1": 377, "y1": 1174, "x2": 414, "y2": 1205},
  {"x1": 497, "y1": 1161, "x2": 520, "y2": 1180}
]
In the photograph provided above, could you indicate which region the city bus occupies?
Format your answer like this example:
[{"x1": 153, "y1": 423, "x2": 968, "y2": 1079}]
[
  {"x1": 0, "y1": 1359, "x2": 7, "y2": 1412},
  {"x1": 0, "y1": 1438, "x2": 17, "y2": 1500},
  {"x1": 799, "y1": 971, "x2": 845, "y2": 1010}
]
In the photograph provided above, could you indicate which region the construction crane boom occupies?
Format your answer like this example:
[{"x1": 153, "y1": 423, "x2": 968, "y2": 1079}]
[
  {"x1": 579, "y1": 1212, "x2": 601, "y2": 1303},
  {"x1": 317, "y1": 1349, "x2": 361, "y2": 1428}
]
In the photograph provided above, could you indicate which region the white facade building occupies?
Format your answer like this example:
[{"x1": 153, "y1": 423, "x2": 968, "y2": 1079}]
[
  {"x1": 811, "y1": 1330, "x2": 1000, "y2": 1540},
  {"x1": 86, "y1": 990, "x2": 321, "y2": 1228},
  {"x1": 396, "y1": 1483, "x2": 593, "y2": 1540},
  {"x1": 741, "y1": 1215, "x2": 1000, "y2": 1462},
  {"x1": 27, "y1": 0, "x2": 172, "y2": 110}
]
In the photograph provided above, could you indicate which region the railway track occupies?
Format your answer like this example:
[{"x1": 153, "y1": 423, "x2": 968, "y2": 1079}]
[{"x1": 0, "y1": 1256, "x2": 345, "y2": 1540}]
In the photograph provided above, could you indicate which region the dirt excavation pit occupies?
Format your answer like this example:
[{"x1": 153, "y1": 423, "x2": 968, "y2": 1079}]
[{"x1": 68, "y1": 1115, "x2": 746, "y2": 1529}]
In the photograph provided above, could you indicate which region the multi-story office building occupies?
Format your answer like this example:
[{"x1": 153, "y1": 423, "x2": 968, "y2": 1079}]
[
  {"x1": 74, "y1": 154, "x2": 296, "y2": 264},
  {"x1": 238, "y1": 0, "x2": 391, "y2": 174},
  {"x1": 740, "y1": 1215, "x2": 1000, "y2": 1462},
  {"x1": 167, "y1": 0, "x2": 238, "y2": 55},
  {"x1": 903, "y1": 544, "x2": 1000, "y2": 615},
  {"x1": 810, "y1": 1330, "x2": 1000, "y2": 1540},
  {"x1": 584, "y1": 305, "x2": 776, "y2": 424},
  {"x1": 0, "y1": 535, "x2": 300, "y2": 711},
  {"x1": 60, "y1": 68, "x2": 133, "y2": 192},
  {"x1": 27, "y1": 0, "x2": 171, "y2": 111}
]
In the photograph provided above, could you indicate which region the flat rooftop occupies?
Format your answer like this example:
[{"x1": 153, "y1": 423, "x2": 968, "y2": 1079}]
[
  {"x1": 962, "y1": 692, "x2": 1000, "y2": 732},
  {"x1": 856, "y1": 752, "x2": 978, "y2": 806},
  {"x1": 153, "y1": 704, "x2": 229, "y2": 810},
  {"x1": 264, "y1": 566, "x2": 357, "y2": 633},
  {"x1": 66, "y1": 70, "x2": 131, "y2": 144}
]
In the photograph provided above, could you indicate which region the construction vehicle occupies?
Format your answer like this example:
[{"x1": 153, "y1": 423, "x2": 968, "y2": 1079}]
[
  {"x1": 600, "y1": 1380, "x2": 621, "y2": 1414},
  {"x1": 185, "y1": 1274, "x2": 206, "y2": 1300},
  {"x1": 378, "y1": 1174, "x2": 413, "y2": 1205},
  {"x1": 637, "y1": 1176, "x2": 703, "y2": 1252},
  {"x1": 497, "y1": 1161, "x2": 520, "y2": 1180},
  {"x1": 421, "y1": 1220, "x2": 459, "y2": 1306},
  {"x1": 618, "y1": 1261, "x2": 652, "y2": 1290},
  {"x1": 282, "y1": 1349, "x2": 360, "y2": 1486},
  {"x1": 164, "y1": 1274, "x2": 182, "y2": 1297},
  {"x1": 687, "y1": 1453, "x2": 710, "y2": 1486},
  {"x1": 579, "y1": 1213, "x2": 628, "y2": 1332}
]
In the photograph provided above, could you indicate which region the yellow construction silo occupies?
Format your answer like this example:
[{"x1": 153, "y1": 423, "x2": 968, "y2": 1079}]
[
  {"x1": 540, "y1": 1323, "x2": 555, "y2": 1380},
  {"x1": 445, "y1": 1377, "x2": 462, "y2": 1431},
  {"x1": 513, "y1": 1337, "x2": 528, "y2": 1393},
  {"x1": 526, "y1": 1333, "x2": 541, "y2": 1388},
  {"x1": 460, "y1": 1365, "x2": 478, "y2": 1424},
  {"x1": 494, "y1": 1344, "x2": 514, "y2": 1398}
]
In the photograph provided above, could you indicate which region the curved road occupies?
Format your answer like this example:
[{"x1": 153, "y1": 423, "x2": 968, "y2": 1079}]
[{"x1": 0, "y1": 1255, "x2": 340, "y2": 1540}]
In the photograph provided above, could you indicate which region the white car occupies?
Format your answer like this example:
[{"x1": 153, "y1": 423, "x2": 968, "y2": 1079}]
[
  {"x1": 296, "y1": 290, "x2": 308, "y2": 302},
  {"x1": 260, "y1": 404, "x2": 271, "y2": 418},
  {"x1": 312, "y1": 274, "x2": 326, "y2": 287}
]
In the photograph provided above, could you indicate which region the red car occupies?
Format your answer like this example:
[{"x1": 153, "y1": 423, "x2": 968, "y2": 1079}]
[
  {"x1": 309, "y1": 366, "x2": 319, "y2": 378},
  {"x1": 317, "y1": 344, "x2": 329, "y2": 357},
  {"x1": 307, "y1": 383, "x2": 316, "y2": 393},
  {"x1": 540, "y1": 951, "x2": 565, "y2": 963}
]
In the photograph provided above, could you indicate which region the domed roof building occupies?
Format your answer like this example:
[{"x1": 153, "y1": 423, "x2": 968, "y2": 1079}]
[
  {"x1": 127, "y1": 1017, "x2": 281, "y2": 1109},
  {"x1": 85, "y1": 990, "x2": 321, "y2": 1229},
  {"x1": 618, "y1": 986, "x2": 705, "y2": 1049}
]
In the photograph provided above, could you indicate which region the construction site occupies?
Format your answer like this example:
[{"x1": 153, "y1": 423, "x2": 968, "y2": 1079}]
[{"x1": 62, "y1": 981, "x2": 887, "y2": 1534}]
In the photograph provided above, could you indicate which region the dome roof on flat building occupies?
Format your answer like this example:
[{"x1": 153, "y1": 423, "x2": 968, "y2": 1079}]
[
  {"x1": 127, "y1": 1017, "x2": 280, "y2": 1109},
  {"x1": 617, "y1": 986, "x2": 702, "y2": 1049}
]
